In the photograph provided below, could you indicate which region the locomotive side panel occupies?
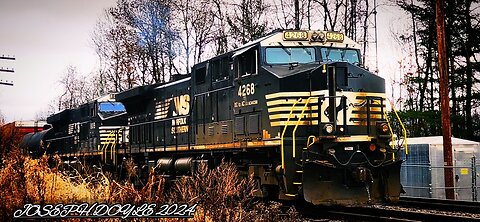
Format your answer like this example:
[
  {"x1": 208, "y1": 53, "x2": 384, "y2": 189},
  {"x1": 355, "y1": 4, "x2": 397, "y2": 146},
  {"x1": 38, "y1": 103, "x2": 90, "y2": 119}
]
[{"x1": 192, "y1": 54, "x2": 236, "y2": 145}]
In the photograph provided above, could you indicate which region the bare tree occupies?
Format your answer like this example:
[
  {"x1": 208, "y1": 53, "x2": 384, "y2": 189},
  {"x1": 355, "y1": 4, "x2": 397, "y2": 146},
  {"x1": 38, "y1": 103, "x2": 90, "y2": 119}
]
[
  {"x1": 273, "y1": 0, "x2": 295, "y2": 29},
  {"x1": 124, "y1": 0, "x2": 180, "y2": 82},
  {"x1": 211, "y1": 0, "x2": 230, "y2": 55},
  {"x1": 227, "y1": 0, "x2": 271, "y2": 46},
  {"x1": 57, "y1": 66, "x2": 96, "y2": 110},
  {"x1": 0, "y1": 110, "x2": 4, "y2": 126},
  {"x1": 171, "y1": 0, "x2": 193, "y2": 73},
  {"x1": 93, "y1": 0, "x2": 181, "y2": 86},
  {"x1": 34, "y1": 107, "x2": 54, "y2": 121},
  {"x1": 190, "y1": 0, "x2": 215, "y2": 63},
  {"x1": 93, "y1": 10, "x2": 139, "y2": 92},
  {"x1": 172, "y1": 0, "x2": 217, "y2": 66},
  {"x1": 91, "y1": 0, "x2": 379, "y2": 87}
]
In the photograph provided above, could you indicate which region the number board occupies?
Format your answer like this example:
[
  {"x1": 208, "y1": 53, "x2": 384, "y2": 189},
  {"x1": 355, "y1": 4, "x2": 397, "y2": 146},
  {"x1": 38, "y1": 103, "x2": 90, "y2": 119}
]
[
  {"x1": 325, "y1": 32, "x2": 344, "y2": 42},
  {"x1": 283, "y1": 31, "x2": 308, "y2": 41}
]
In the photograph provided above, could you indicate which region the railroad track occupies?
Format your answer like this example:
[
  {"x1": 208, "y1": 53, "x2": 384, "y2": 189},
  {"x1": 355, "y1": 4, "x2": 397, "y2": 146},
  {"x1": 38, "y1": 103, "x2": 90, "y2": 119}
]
[
  {"x1": 397, "y1": 196, "x2": 480, "y2": 214},
  {"x1": 317, "y1": 206, "x2": 480, "y2": 221},
  {"x1": 296, "y1": 198, "x2": 480, "y2": 221}
]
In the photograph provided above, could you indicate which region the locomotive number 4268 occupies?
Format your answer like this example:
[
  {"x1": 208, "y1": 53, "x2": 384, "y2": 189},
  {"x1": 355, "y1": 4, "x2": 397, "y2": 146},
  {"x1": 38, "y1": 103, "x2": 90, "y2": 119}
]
[{"x1": 238, "y1": 83, "x2": 255, "y2": 97}]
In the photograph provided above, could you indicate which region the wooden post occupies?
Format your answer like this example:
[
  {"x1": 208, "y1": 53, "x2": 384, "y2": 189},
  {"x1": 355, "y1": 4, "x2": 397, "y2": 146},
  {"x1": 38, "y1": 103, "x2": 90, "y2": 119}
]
[
  {"x1": 436, "y1": 0, "x2": 455, "y2": 199},
  {"x1": 294, "y1": 0, "x2": 300, "y2": 30}
]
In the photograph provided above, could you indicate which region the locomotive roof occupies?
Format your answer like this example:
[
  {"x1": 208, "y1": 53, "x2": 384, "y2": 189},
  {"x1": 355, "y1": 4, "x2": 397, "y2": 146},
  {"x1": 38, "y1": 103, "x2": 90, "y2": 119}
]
[
  {"x1": 115, "y1": 83, "x2": 161, "y2": 102},
  {"x1": 154, "y1": 76, "x2": 190, "y2": 90}
]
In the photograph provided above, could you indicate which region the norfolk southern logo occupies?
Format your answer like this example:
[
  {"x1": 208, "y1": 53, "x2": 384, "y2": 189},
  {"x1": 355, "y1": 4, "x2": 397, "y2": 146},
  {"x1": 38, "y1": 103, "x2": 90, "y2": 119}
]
[
  {"x1": 172, "y1": 94, "x2": 190, "y2": 116},
  {"x1": 154, "y1": 94, "x2": 190, "y2": 134}
]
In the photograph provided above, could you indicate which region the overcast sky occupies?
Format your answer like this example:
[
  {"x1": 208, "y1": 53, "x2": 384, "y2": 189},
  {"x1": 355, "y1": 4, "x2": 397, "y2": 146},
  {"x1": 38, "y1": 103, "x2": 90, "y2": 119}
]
[
  {"x1": 0, "y1": 0, "x2": 116, "y2": 122},
  {"x1": 0, "y1": 0, "x2": 408, "y2": 122}
]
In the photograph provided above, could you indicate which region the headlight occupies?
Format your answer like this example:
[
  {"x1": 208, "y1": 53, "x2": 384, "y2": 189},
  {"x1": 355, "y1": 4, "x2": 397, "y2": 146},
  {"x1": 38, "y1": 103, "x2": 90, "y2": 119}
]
[{"x1": 323, "y1": 124, "x2": 334, "y2": 134}]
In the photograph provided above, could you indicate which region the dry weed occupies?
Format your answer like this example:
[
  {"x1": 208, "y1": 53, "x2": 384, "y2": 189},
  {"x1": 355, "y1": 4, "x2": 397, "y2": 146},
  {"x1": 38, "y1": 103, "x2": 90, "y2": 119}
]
[{"x1": 0, "y1": 146, "x2": 301, "y2": 221}]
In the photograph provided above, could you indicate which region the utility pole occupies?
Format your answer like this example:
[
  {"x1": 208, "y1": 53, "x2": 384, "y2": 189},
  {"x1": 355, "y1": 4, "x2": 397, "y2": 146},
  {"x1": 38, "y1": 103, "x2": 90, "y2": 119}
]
[
  {"x1": 294, "y1": 0, "x2": 300, "y2": 30},
  {"x1": 436, "y1": 0, "x2": 454, "y2": 199},
  {"x1": 0, "y1": 55, "x2": 15, "y2": 86}
]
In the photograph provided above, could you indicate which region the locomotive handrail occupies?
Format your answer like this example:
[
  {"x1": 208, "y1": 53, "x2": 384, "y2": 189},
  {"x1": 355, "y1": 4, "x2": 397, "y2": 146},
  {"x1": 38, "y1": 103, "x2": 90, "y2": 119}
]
[
  {"x1": 386, "y1": 98, "x2": 408, "y2": 156},
  {"x1": 280, "y1": 98, "x2": 302, "y2": 170},
  {"x1": 193, "y1": 85, "x2": 234, "y2": 97},
  {"x1": 101, "y1": 130, "x2": 117, "y2": 162},
  {"x1": 292, "y1": 97, "x2": 315, "y2": 158},
  {"x1": 128, "y1": 114, "x2": 190, "y2": 127},
  {"x1": 382, "y1": 108, "x2": 396, "y2": 159},
  {"x1": 113, "y1": 130, "x2": 118, "y2": 165},
  {"x1": 44, "y1": 134, "x2": 74, "y2": 142},
  {"x1": 111, "y1": 130, "x2": 115, "y2": 164}
]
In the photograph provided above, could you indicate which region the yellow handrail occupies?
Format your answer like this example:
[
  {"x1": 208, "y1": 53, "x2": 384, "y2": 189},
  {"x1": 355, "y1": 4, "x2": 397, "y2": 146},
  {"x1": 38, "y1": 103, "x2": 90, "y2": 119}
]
[
  {"x1": 110, "y1": 131, "x2": 115, "y2": 162},
  {"x1": 103, "y1": 133, "x2": 109, "y2": 161},
  {"x1": 113, "y1": 130, "x2": 118, "y2": 165},
  {"x1": 292, "y1": 97, "x2": 314, "y2": 158},
  {"x1": 383, "y1": 108, "x2": 395, "y2": 159},
  {"x1": 280, "y1": 98, "x2": 302, "y2": 170},
  {"x1": 386, "y1": 98, "x2": 408, "y2": 155},
  {"x1": 101, "y1": 130, "x2": 116, "y2": 162}
]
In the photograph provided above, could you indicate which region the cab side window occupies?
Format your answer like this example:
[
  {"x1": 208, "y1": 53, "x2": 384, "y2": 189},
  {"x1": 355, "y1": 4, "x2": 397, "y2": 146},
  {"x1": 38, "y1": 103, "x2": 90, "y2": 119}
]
[
  {"x1": 212, "y1": 57, "x2": 230, "y2": 82},
  {"x1": 195, "y1": 67, "x2": 206, "y2": 85},
  {"x1": 238, "y1": 48, "x2": 257, "y2": 77}
]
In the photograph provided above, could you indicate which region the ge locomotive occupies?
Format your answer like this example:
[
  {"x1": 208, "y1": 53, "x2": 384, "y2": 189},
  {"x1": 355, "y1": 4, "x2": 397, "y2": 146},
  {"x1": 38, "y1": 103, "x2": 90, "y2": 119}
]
[
  {"x1": 22, "y1": 94, "x2": 128, "y2": 163},
  {"x1": 23, "y1": 30, "x2": 403, "y2": 206}
]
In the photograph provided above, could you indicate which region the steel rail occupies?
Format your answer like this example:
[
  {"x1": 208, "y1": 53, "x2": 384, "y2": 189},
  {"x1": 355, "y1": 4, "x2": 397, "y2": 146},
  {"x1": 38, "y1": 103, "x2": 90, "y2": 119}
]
[
  {"x1": 295, "y1": 200, "x2": 480, "y2": 221},
  {"x1": 398, "y1": 196, "x2": 480, "y2": 214},
  {"x1": 321, "y1": 206, "x2": 480, "y2": 221}
]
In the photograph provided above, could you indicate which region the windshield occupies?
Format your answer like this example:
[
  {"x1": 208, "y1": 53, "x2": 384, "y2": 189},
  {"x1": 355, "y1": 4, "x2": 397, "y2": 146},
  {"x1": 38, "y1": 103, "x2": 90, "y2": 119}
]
[
  {"x1": 99, "y1": 102, "x2": 125, "y2": 113},
  {"x1": 320, "y1": 48, "x2": 360, "y2": 64},
  {"x1": 265, "y1": 47, "x2": 316, "y2": 64}
]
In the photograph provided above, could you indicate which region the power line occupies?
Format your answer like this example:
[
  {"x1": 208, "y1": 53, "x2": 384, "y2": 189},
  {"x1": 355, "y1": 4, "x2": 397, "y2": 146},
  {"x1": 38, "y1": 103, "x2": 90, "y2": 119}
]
[
  {"x1": 0, "y1": 55, "x2": 15, "y2": 60},
  {"x1": 0, "y1": 54, "x2": 15, "y2": 86},
  {"x1": 0, "y1": 67, "x2": 14, "y2": 73},
  {"x1": 0, "y1": 80, "x2": 14, "y2": 86}
]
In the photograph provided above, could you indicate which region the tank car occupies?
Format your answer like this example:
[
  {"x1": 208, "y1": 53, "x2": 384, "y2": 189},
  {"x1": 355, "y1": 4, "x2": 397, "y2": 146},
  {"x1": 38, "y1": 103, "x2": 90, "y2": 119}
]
[{"x1": 115, "y1": 30, "x2": 403, "y2": 205}]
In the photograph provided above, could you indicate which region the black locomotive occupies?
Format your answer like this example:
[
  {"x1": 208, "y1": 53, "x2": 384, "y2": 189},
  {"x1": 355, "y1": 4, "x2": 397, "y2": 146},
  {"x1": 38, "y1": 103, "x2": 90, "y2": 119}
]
[
  {"x1": 24, "y1": 30, "x2": 403, "y2": 206},
  {"x1": 22, "y1": 94, "x2": 128, "y2": 164}
]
